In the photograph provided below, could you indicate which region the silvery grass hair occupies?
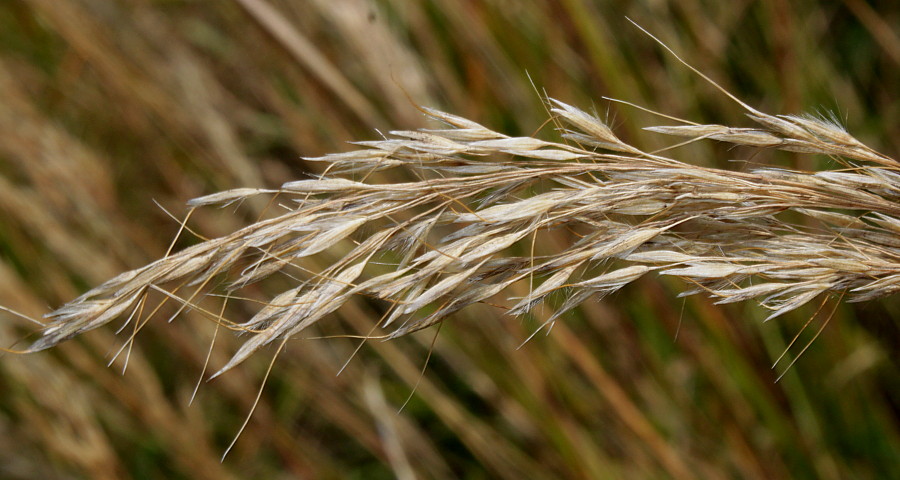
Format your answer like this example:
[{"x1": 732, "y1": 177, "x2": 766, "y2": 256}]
[{"x1": 10, "y1": 28, "x2": 900, "y2": 382}]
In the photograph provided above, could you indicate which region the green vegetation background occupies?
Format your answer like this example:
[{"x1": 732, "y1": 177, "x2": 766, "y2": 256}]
[{"x1": 0, "y1": 0, "x2": 897, "y2": 478}]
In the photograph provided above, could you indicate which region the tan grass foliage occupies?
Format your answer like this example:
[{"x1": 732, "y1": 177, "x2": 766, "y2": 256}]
[{"x1": 24, "y1": 84, "x2": 900, "y2": 379}]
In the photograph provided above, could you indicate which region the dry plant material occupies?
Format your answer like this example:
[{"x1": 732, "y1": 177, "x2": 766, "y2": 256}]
[{"x1": 20, "y1": 84, "x2": 899, "y2": 377}]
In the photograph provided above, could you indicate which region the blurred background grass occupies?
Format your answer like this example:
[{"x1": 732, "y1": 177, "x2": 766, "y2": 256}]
[{"x1": 0, "y1": 0, "x2": 898, "y2": 478}]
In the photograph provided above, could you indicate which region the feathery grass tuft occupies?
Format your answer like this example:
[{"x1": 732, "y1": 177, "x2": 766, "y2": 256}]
[
  {"x1": 25, "y1": 89, "x2": 900, "y2": 379},
  {"x1": 2, "y1": 1, "x2": 899, "y2": 477}
]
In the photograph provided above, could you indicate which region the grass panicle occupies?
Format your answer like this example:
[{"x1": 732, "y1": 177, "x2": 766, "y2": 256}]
[
  {"x1": 26, "y1": 93, "x2": 900, "y2": 378},
  {"x1": 2, "y1": 1, "x2": 898, "y2": 477}
]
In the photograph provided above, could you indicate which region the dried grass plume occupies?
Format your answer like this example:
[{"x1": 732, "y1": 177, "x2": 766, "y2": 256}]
[{"x1": 13, "y1": 45, "x2": 900, "y2": 377}]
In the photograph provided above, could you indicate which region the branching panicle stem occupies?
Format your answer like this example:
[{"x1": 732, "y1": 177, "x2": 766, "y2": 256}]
[{"x1": 24, "y1": 94, "x2": 900, "y2": 376}]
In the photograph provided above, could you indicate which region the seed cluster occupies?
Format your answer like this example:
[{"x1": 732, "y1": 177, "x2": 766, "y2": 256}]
[{"x1": 30, "y1": 97, "x2": 900, "y2": 377}]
